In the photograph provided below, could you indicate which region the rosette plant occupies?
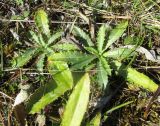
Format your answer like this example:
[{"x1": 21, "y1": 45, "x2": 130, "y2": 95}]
[
  {"x1": 48, "y1": 21, "x2": 158, "y2": 92},
  {"x1": 12, "y1": 9, "x2": 63, "y2": 71}
]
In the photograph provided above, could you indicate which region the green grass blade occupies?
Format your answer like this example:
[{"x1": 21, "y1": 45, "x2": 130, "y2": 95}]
[
  {"x1": 106, "y1": 101, "x2": 133, "y2": 114},
  {"x1": 61, "y1": 73, "x2": 90, "y2": 126},
  {"x1": 34, "y1": 9, "x2": 50, "y2": 37},
  {"x1": 103, "y1": 101, "x2": 133, "y2": 121},
  {"x1": 105, "y1": 21, "x2": 128, "y2": 50},
  {"x1": 12, "y1": 48, "x2": 37, "y2": 68},
  {"x1": 72, "y1": 26, "x2": 94, "y2": 47}
]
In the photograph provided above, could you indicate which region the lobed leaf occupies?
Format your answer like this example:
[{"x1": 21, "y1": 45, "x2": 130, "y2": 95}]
[
  {"x1": 97, "y1": 60, "x2": 109, "y2": 89},
  {"x1": 85, "y1": 47, "x2": 99, "y2": 56},
  {"x1": 47, "y1": 32, "x2": 63, "y2": 46},
  {"x1": 34, "y1": 9, "x2": 50, "y2": 37},
  {"x1": 103, "y1": 48, "x2": 135, "y2": 60},
  {"x1": 61, "y1": 73, "x2": 90, "y2": 126},
  {"x1": 100, "y1": 57, "x2": 111, "y2": 76},
  {"x1": 71, "y1": 56, "x2": 95, "y2": 70},
  {"x1": 105, "y1": 21, "x2": 128, "y2": 50},
  {"x1": 36, "y1": 53, "x2": 46, "y2": 72},
  {"x1": 38, "y1": 33, "x2": 46, "y2": 47},
  {"x1": 48, "y1": 51, "x2": 96, "y2": 70},
  {"x1": 29, "y1": 31, "x2": 40, "y2": 46},
  {"x1": 97, "y1": 24, "x2": 108, "y2": 53},
  {"x1": 72, "y1": 26, "x2": 94, "y2": 47},
  {"x1": 12, "y1": 48, "x2": 38, "y2": 68}
]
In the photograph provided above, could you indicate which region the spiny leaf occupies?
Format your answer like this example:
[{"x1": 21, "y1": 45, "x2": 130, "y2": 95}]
[
  {"x1": 111, "y1": 61, "x2": 158, "y2": 92},
  {"x1": 48, "y1": 51, "x2": 93, "y2": 63},
  {"x1": 38, "y1": 33, "x2": 46, "y2": 47},
  {"x1": 48, "y1": 51, "x2": 96, "y2": 70},
  {"x1": 52, "y1": 43, "x2": 79, "y2": 51},
  {"x1": 61, "y1": 73, "x2": 90, "y2": 126},
  {"x1": 72, "y1": 26, "x2": 94, "y2": 47},
  {"x1": 71, "y1": 56, "x2": 95, "y2": 70},
  {"x1": 12, "y1": 48, "x2": 38, "y2": 68},
  {"x1": 29, "y1": 31, "x2": 40, "y2": 46},
  {"x1": 97, "y1": 60, "x2": 109, "y2": 89},
  {"x1": 85, "y1": 47, "x2": 99, "y2": 56},
  {"x1": 47, "y1": 32, "x2": 63, "y2": 45},
  {"x1": 34, "y1": 9, "x2": 50, "y2": 37},
  {"x1": 26, "y1": 61, "x2": 73, "y2": 114},
  {"x1": 97, "y1": 24, "x2": 108, "y2": 53},
  {"x1": 105, "y1": 21, "x2": 128, "y2": 50},
  {"x1": 103, "y1": 48, "x2": 135, "y2": 60},
  {"x1": 36, "y1": 53, "x2": 46, "y2": 72},
  {"x1": 100, "y1": 57, "x2": 111, "y2": 76}
]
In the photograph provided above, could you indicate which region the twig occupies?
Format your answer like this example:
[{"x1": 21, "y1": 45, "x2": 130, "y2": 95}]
[
  {"x1": 102, "y1": 15, "x2": 132, "y2": 19},
  {"x1": 144, "y1": 86, "x2": 160, "y2": 119},
  {"x1": 0, "y1": 92, "x2": 14, "y2": 101},
  {"x1": 0, "y1": 18, "x2": 109, "y2": 24}
]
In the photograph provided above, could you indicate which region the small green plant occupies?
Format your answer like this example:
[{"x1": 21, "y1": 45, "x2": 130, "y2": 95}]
[
  {"x1": 49, "y1": 22, "x2": 158, "y2": 92},
  {"x1": 72, "y1": 22, "x2": 129, "y2": 89},
  {"x1": 9, "y1": 8, "x2": 159, "y2": 126},
  {"x1": 26, "y1": 62, "x2": 90, "y2": 126},
  {"x1": 73, "y1": 22, "x2": 158, "y2": 92},
  {"x1": 12, "y1": 9, "x2": 63, "y2": 71},
  {"x1": 49, "y1": 22, "x2": 131, "y2": 89},
  {"x1": 16, "y1": 10, "x2": 90, "y2": 126},
  {"x1": 26, "y1": 61, "x2": 74, "y2": 114},
  {"x1": 71, "y1": 22, "x2": 158, "y2": 91}
]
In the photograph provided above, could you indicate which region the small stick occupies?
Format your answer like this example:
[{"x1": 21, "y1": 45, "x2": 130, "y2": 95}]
[
  {"x1": 102, "y1": 15, "x2": 132, "y2": 19},
  {"x1": 144, "y1": 86, "x2": 160, "y2": 119}
]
